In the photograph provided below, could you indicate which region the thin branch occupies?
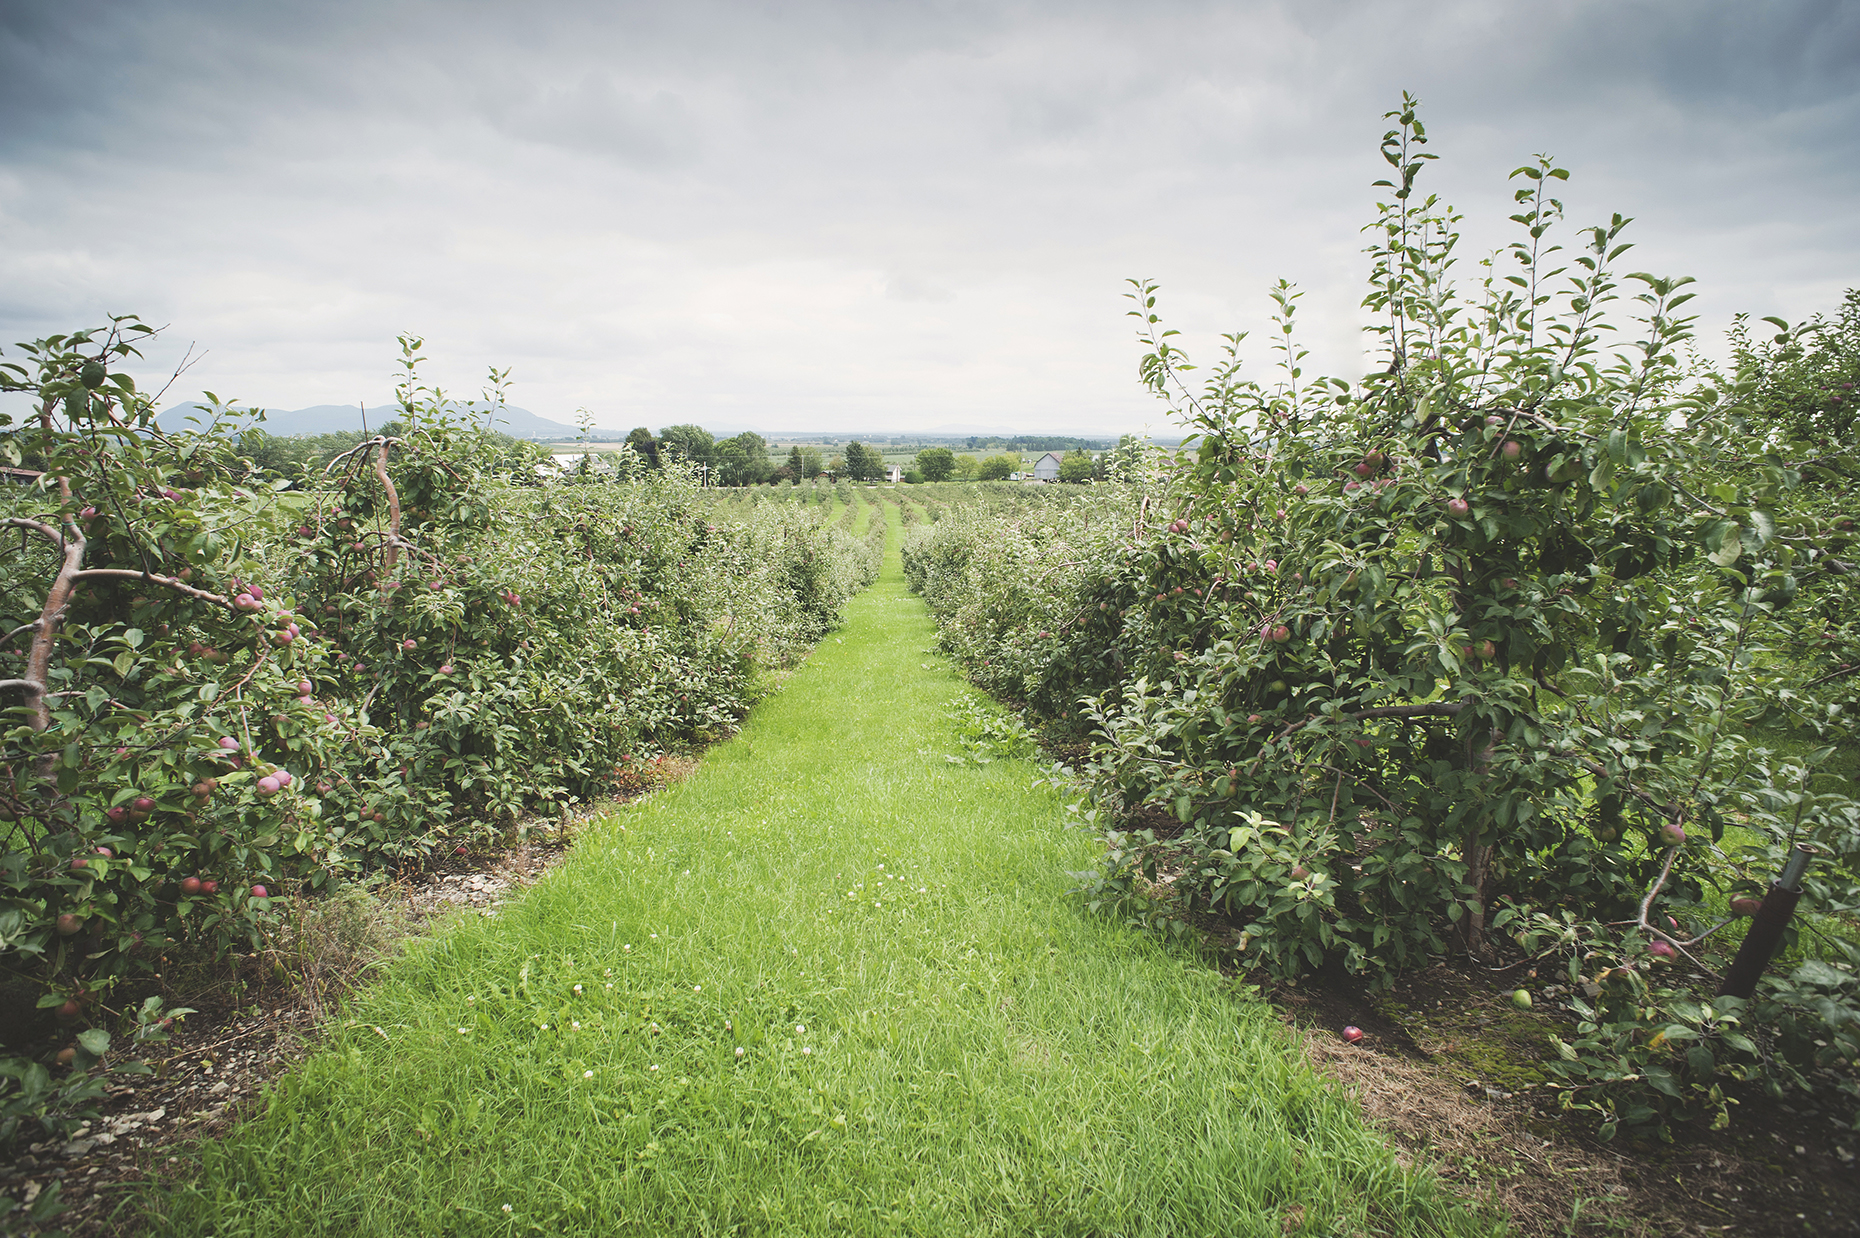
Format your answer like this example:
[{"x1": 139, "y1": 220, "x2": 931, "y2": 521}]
[
  {"x1": 373, "y1": 442, "x2": 401, "y2": 572},
  {"x1": 0, "y1": 620, "x2": 41, "y2": 651},
  {"x1": 69, "y1": 568, "x2": 233, "y2": 607},
  {"x1": 1, "y1": 515, "x2": 62, "y2": 544},
  {"x1": 1802, "y1": 662, "x2": 1858, "y2": 689}
]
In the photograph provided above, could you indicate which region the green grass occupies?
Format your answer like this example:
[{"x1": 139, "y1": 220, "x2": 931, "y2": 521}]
[{"x1": 149, "y1": 506, "x2": 1498, "y2": 1237}]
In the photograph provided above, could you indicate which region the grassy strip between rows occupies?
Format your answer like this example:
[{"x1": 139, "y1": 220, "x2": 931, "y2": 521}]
[{"x1": 150, "y1": 504, "x2": 1498, "y2": 1237}]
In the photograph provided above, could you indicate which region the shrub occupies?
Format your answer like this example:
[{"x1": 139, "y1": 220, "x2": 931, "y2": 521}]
[
  {"x1": 0, "y1": 328, "x2": 872, "y2": 1085},
  {"x1": 908, "y1": 97, "x2": 1860, "y2": 1138}
]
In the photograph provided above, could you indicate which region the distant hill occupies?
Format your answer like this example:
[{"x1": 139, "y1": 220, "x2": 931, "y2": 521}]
[{"x1": 155, "y1": 401, "x2": 593, "y2": 440}]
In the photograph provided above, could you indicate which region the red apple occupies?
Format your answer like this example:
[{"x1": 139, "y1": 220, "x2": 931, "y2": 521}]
[
  {"x1": 1730, "y1": 896, "x2": 1762, "y2": 916},
  {"x1": 1649, "y1": 940, "x2": 1676, "y2": 960},
  {"x1": 57, "y1": 1000, "x2": 81, "y2": 1021},
  {"x1": 199, "y1": 879, "x2": 218, "y2": 895},
  {"x1": 1500, "y1": 440, "x2": 1521, "y2": 460},
  {"x1": 56, "y1": 913, "x2": 82, "y2": 935},
  {"x1": 1271, "y1": 625, "x2": 1291, "y2": 643},
  {"x1": 1446, "y1": 497, "x2": 1470, "y2": 517},
  {"x1": 251, "y1": 885, "x2": 268, "y2": 899},
  {"x1": 56, "y1": 1047, "x2": 76, "y2": 1067},
  {"x1": 1479, "y1": 640, "x2": 1497, "y2": 660},
  {"x1": 1341, "y1": 1025, "x2": 1364, "y2": 1044},
  {"x1": 1660, "y1": 821, "x2": 1687, "y2": 847},
  {"x1": 180, "y1": 876, "x2": 202, "y2": 895}
]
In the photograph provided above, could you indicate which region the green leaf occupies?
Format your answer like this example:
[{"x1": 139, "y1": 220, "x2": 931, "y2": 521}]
[
  {"x1": 1790, "y1": 960, "x2": 1850, "y2": 988},
  {"x1": 77, "y1": 1028, "x2": 110, "y2": 1055},
  {"x1": 1747, "y1": 510, "x2": 1774, "y2": 547},
  {"x1": 1607, "y1": 428, "x2": 1627, "y2": 464}
]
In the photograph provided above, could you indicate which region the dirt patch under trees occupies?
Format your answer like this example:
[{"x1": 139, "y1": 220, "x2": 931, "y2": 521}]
[
  {"x1": 0, "y1": 817, "x2": 589, "y2": 1236},
  {"x1": 1278, "y1": 960, "x2": 1859, "y2": 1236}
]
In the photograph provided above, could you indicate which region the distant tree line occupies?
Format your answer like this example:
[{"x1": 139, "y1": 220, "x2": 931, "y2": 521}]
[
  {"x1": 960, "y1": 435, "x2": 1110, "y2": 452},
  {"x1": 229, "y1": 420, "x2": 1153, "y2": 491}
]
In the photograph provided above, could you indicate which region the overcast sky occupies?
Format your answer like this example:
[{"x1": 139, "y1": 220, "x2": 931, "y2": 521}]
[{"x1": 2, "y1": 1, "x2": 1855, "y2": 438}]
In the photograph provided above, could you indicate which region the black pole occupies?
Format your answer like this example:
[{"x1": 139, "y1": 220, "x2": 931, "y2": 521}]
[{"x1": 1717, "y1": 846, "x2": 1813, "y2": 1000}]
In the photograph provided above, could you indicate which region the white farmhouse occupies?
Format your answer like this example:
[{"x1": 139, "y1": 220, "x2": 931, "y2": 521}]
[{"x1": 1030, "y1": 452, "x2": 1062, "y2": 482}]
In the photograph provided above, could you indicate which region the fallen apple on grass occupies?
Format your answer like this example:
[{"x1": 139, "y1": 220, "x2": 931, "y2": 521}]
[{"x1": 1341, "y1": 1026, "x2": 1364, "y2": 1044}]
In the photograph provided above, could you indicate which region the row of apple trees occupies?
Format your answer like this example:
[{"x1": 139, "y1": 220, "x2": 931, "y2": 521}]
[
  {"x1": 0, "y1": 330, "x2": 877, "y2": 1053},
  {"x1": 904, "y1": 100, "x2": 1858, "y2": 1139}
]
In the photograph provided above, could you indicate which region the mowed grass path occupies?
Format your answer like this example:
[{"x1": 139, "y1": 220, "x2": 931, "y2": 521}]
[{"x1": 153, "y1": 505, "x2": 1494, "y2": 1237}]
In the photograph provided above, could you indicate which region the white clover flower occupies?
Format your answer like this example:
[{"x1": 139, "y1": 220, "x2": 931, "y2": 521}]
[
  {"x1": 540, "y1": 1023, "x2": 549, "y2": 1030},
  {"x1": 624, "y1": 945, "x2": 632, "y2": 951},
  {"x1": 571, "y1": 1021, "x2": 581, "y2": 1030},
  {"x1": 649, "y1": 1064, "x2": 660, "y2": 1071},
  {"x1": 795, "y1": 1024, "x2": 805, "y2": 1034},
  {"x1": 693, "y1": 985, "x2": 701, "y2": 992},
  {"x1": 502, "y1": 1204, "x2": 513, "y2": 1213},
  {"x1": 458, "y1": 1028, "x2": 469, "y2": 1034},
  {"x1": 803, "y1": 1047, "x2": 813, "y2": 1055},
  {"x1": 734, "y1": 1047, "x2": 745, "y2": 1057},
  {"x1": 583, "y1": 1070, "x2": 594, "y2": 1078},
  {"x1": 650, "y1": 934, "x2": 658, "y2": 939},
  {"x1": 573, "y1": 984, "x2": 582, "y2": 994},
  {"x1": 605, "y1": 983, "x2": 614, "y2": 990},
  {"x1": 466, "y1": 996, "x2": 476, "y2": 1003}
]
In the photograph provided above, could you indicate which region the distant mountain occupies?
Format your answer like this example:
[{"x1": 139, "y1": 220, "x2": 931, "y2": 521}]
[{"x1": 155, "y1": 401, "x2": 595, "y2": 441}]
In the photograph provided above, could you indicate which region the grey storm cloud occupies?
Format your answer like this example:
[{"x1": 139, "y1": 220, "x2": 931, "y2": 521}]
[{"x1": 1, "y1": 0, "x2": 1855, "y2": 436}]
